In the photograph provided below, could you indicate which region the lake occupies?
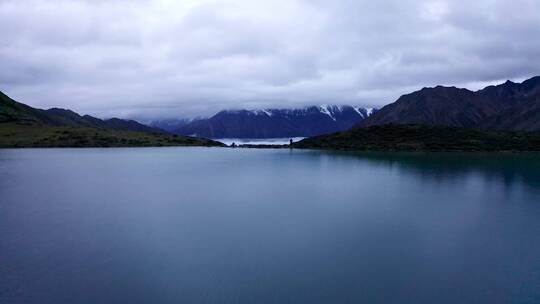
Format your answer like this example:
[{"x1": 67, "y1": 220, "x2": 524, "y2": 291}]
[{"x1": 1, "y1": 148, "x2": 539, "y2": 304}]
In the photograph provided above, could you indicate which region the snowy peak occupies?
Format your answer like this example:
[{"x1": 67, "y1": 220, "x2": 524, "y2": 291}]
[
  {"x1": 318, "y1": 105, "x2": 338, "y2": 121},
  {"x1": 241, "y1": 105, "x2": 374, "y2": 121},
  {"x1": 148, "y1": 105, "x2": 376, "y2": 134},
  {"x1": 169, "y1": 105, "x2": 377, "y2": 138}
]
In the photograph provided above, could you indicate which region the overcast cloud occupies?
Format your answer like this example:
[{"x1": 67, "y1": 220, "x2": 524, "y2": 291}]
[{"x1": 1, "y1": 0, "x2": 539, "y2": 118}]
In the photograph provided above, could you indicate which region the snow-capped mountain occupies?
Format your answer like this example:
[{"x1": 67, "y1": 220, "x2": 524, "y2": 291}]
[{"x1": 161, "y1": 105, "x2": 375, "y2": 138}]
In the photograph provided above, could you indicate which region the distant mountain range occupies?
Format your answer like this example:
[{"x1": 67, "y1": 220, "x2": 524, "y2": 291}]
[
  {"x1": 4, "y1": 75, "x2": 540, "y2": 150},
  {"x1": 359, "y1": 76, "x2": 540, "y2": 131},
  {"x1": 0, "y1": 91, "x2": 223, "y2": 147},
  {"x1": 150, "y1": 105, "x2": 375, "y2": 138},
  {"x1": 148, "y1": 118, "x2": 195, "y2": 133}
]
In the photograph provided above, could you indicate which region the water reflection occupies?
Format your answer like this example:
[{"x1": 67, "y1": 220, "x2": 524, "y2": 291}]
[
  {"x1": 1, "y1": 148, "x2": 539, "y2": 304},
  {"x1": 313, "y1": 151, "x2": 540, "y2": 192}
]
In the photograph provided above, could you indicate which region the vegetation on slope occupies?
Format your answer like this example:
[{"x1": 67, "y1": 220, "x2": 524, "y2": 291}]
[
  {"x1": 0, "y1": 123, "x2": 225, "y2": 148},
  {"x1": 293, "y1": 124, "x2": 540, "y2": 152},
  {"x1": 0, "y1": 91, "x2": 225, "y2": 148}
]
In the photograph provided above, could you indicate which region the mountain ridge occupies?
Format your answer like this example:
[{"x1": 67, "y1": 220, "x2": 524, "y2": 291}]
[
  {"x1": 359, "y1": 76, "x2": 540, "y2": 131},
  {"x1": 0, "y1": 91, "x2": 224, "y2": 147},
  {"x1": 0, "y1": 91, "x2": 164, "y2": 133},
  {"x1": 151, "y1": 105, "x2": 375, "y2": 138}
]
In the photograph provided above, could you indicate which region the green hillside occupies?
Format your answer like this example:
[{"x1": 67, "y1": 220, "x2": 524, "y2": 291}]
[{"x1": 293, "y1": 124, "x2": 540, "y2": 152}]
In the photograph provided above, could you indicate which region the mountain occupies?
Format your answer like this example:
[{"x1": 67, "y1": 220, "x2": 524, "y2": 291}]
[
  {"x1": 0, "y1": 91, "x2": 163, "y2": 133},
  {"x1": 168, "y1": 105, "x2": 375, "y2": 138},
  {"x1": 293, "y1": 124, "x2": 540, "y2": 152},
  {"x1": 0, "y1": 91, "x2": 224, "y2": 148},
  {"x1": 148, "y1": 118, "x2": 203, "y2": 133},
  {"x1": 359, "y1": 76, "x2": 540, "y2": 131}
]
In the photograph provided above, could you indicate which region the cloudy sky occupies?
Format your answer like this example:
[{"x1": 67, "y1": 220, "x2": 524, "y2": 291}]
[{"x1": 1, "y1": 0, "x2": 539, "y2": 119}]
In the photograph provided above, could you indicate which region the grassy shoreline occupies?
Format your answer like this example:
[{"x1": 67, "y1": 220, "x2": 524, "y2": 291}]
[
  {"x1": 0, "y1": 123, "x2": 225, "y2": 148},
  {"x1": 4, "y1": 123, "x2": 540, "y2": 152},
  {"x1": 292, "y1": 124, "x2": 540, "y2": 152}
]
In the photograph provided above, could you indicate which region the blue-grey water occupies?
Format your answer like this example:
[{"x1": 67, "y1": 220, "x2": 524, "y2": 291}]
[
  {"x1": 1, "y1": 148, "x2": 539, "y2": 304},
  {"x1": 217, "y1": 137, "x2": 305, "y2": 146}
]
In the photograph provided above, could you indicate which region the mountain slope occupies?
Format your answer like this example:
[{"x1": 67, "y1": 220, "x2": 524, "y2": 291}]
[
  {"x1": 171, "y1": 105, "x2": 374, "y2": 138},
  {"x1": 0, "y1": 91, "x2": 224, "y2": 148},
  {"x1": 0, "y1": 91, "x2": 162, "y2": 133},
  {"x1": 359, "y1": 76, "x2": 540, "y2": 131},
  {"x1": 148, "y1": 118, "x2": 199, "y2": 133},
  {"x1": 0, "y1": 91, "x2": 57, "y2": 124}
]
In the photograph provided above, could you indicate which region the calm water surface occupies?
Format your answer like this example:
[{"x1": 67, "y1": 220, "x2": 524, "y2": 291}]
[
  {"x1": 1, "y1": 148, "x2": 539, "y2": 304},
  {"x1": 216, "y1": 137, "x2": 305, "y2": 145}
]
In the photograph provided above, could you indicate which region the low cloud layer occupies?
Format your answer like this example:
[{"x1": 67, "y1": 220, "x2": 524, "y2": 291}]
[{"x1": 1, "y1": 0, "x2": 539, "y2": 118}]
